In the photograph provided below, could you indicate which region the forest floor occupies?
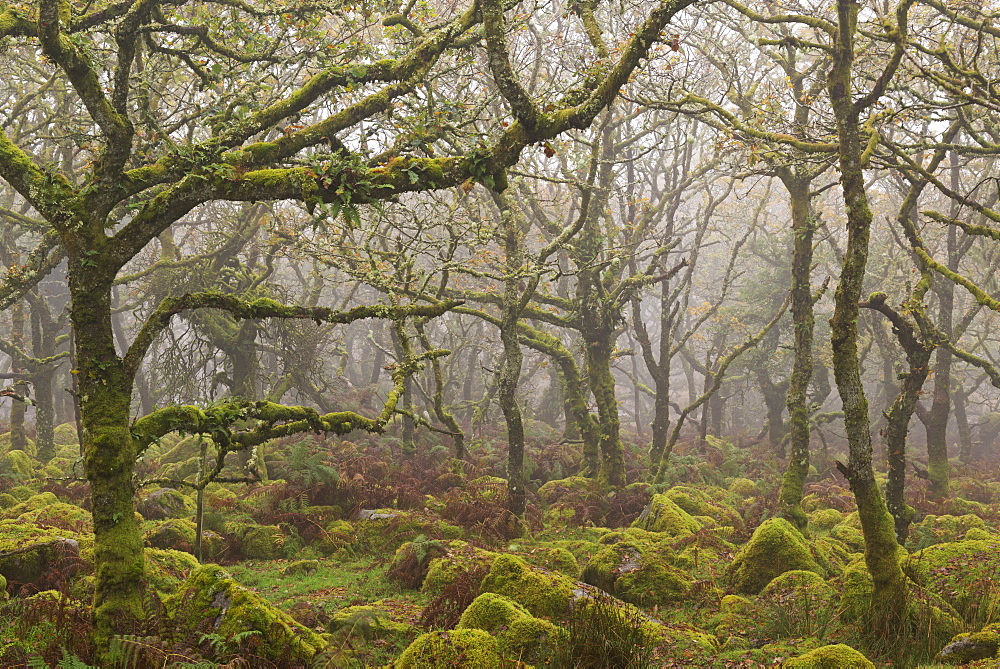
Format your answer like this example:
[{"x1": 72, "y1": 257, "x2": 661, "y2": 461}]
[{"x1": 0, "y1": 423, "x2": 998, "y2": 667}]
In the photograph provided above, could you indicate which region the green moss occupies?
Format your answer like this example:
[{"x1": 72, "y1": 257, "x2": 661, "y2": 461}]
[
  {"x1": 632, "y1": 493, "x2": 703, "y2": 537},
  {"x1": 6, "y1": 486, "x2": 34, "y2": 501},
  {"x1": 663, "y1": 485, "x2": 743, "y2": 531},
  {"x1": 458, "y1": 592, "x2": 567, "y2": 665},
  {"x1": 314, "y1": 519, "x2": 355, "y2": 555},
  {"x1": 327, "y1": 605, "x2": 414, "y2": 638},
  {"x1": 904, "y1": 539, "x2": 1000, "y2": 623},
  {"x1": 537, "y1": 475, "x2": 602, "y2": 504},
  {"x1": 238, "y1": 524, "x2": 285, "y2": 560},
  {"x1": 422, "y1": 541, "x2": 499, "y2": 595},
  {"x1": 910, "y1": 513, "x2": 986, "y2": 548},
  {"x1": 144, "y1": 548, "x2": 199, "y2": 595},
  {"x1": 728, "y1": 478, "x2": 760, "y2": 499},
  {"x1": 784, "y1": 643, "x2": 875, "y2": 667},
  {"x1": 2, "y1": 450, "x2": 35, "y2": 479},
  {"x1": 809, "y1": 508, "x2": 845, "y2": 532},
  {"x1": 396, "y1": 629, "x2": 501, "y2": 668},
  {"x1": 283, "y1": 559, "x2": 320, "y2": 575},
  {"x1": 353, "y1": 510, "x2": 462, "y2": 552},
  {"x1": 582, "y1": 540, "x2": 690, "y2": 607},
  {"x1": 937, "y1": 628, "x2": 1000, "y2": 664},
  {"x1": 166, "y1": 564, "x2": 326, "y2": 662},
  {"x1": 480, "y1": 554, "x2": 575, "y2": 619},
  {"x1": 518, "y1": 545, "x2": 579, "y2": 577},
  {"x1": 144, "y1": 518, "x2": 197, "y2": 551},
  {"x1": 726, "y1": 518, "x2": 824, "y2": 594},
  {"x1": 0, "y1": 494, "x2": 16, "y2": 509}
]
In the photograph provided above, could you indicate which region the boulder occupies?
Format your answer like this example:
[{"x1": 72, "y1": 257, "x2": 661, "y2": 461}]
[
  {"x1": 725, "y1": 518, "x2": 823, "y2": 594},
  {"x1": 166, "y1": 564, "x2": 326, "y2": 663},
  {"x1": 138, "y1": 488, "x2": 195, "y2": 521},
  {"x1": 396, "y1": 629, "x2": 501, "y2": 668},
  {"x1": 784, "y1": 643, "x2": 875, "y2": 668},
  {"x1": 457, "y1": 592, "x2": 567, "y2": 665}
]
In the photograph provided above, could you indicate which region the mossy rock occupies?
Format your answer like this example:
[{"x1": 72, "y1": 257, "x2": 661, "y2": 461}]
[
  {"x1": 389, "y1": 537, "x2": 450, "y2": 589},
  {"x1": 354, "y1": 509, "x2": 462, "y2": 552},
  {"x1": 422, "y1": 541, "x2": 499, "y2": 595},
  {"x1": 6, "y1": 485, "x2": 35, "y2": 501},
  {"x1": 728, "y1": 478, "x2": 760, "y2": 499},
  {"x1": 808, "y1": 508, "x2": 845, "y2": 533},
  {"x1": 241, "y1": 524, "x2": 285, "y2": 560},
  {"x1": 144, "y1": 519, "x2": 197, "y2": 551},
  {"x1": 52, "y1": 423, "x2": 79, "y2": 446},
  {"x1": 166, "y1": 564, "x2": 326, "y2": 662},
  {"x1": 937, "y1": 625, "x2": 1000, "y2": 664},
  {"x1": 396, "y1": 629, "x2": 501, "y2": 668},
  {"x1": 726, "y1": 518, "x2": 823, "y2": 595},
  {"x1": 963, "y1": 527, "x2": 1000, "y2": 542},
  {"x1": 326, "y1": 605, "x2": 414, "y2": 638},
  {"x1": 632, "y1": 493, "x2": 703, "y2": 537},
  {"x1": 458, "y1": 592, "x2": 567, "y2": 665},
  {"x1": 811, "y1": 536, "x2": 856, "y2": 576},
  {"x1": 138, "y1": 488, "x2": 195, "y2": 521},
  {"x1": 909, "y1": 513, "x2": 987, "y2": 549},
  {"x1": 480, "y1": 554, "x2": 575, "y2": 619},
  {"x1": 0, "y1": 494, "x2": 16, "y2": 509},
  {"x1": 904, "y1": 538, "x2": 1000, "y2": 623},
  {"x1": 516, "y1": 545, "x2": 579, "y2": 577},
  {"x1": 2, "y1": 450, "x2": 36, "y2": 479},
  {"x1": 663, "y1": 485, "x2": 743, "y2": 531},
  {"x1": 784, "y1": 643, "x2": 875, "y2": 667},
  {"x1": 283, "y1": 559, "x2": 320, "y2": 576},
  {"x1": 145, "y1": 547, "x2": 199, "y2": 595},
  {"x1": 582, "y1": 539, "x2": 690, "y2": 607},
  {"x1": 0, "y1": 537, "x2": 79, "y2": 588},
  {"x1": 314, "y1": 519, "x2": 355, "y2": 555},
  {"x1": 10, "y1": 501, "x2": 92, "y2": 533},
  {"x1": 537, "y1": 476, "x2": 603, "y2": 505}
]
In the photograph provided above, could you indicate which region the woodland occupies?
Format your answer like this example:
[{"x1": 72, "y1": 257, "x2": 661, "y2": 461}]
[{"x1": 1, "y1": 0, "x2": 1000, "y2": 665}]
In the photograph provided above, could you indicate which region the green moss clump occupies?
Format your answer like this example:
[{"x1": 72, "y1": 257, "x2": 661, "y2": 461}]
[
  {"x1": 809, "y1": 508, "x2": 845, "y2": 532},
  {"x1": 663, "y1": 486, "x2": 743, "y2": 531},
  {"x1": 166, "y1": 564, "x2": 326, "y2": 662},
  {"x1": 726, "y1": 518, "x2": 823, "y2": 595},
  {"x1": 238, "y1": 524, "x2": 285, "y2": 560},
  {"x1": 537, "y1": 476, "x2": 602, "y2": 504},
  {"x1": 396, "y1": 629, "x2": 501, "y2": 668},
  {"x1": 910, "y1": 514, "x2": 986, "y2": 549},
  {"x1": 632, "y1": 493, "x2": 703, "y2": 537},
  {"x1": 138, "y1": 487, "x2": 196, "y2": 520},
  {"x1": 422, "y1": 541, "x2": 499, "y2": 595},
  {"x1": 728, "y1": 478, "x2": 760, "y2": 499},
  {"x1": 904, "y1": 539, "x2": 1000, "y2": 623},
  {"x1": 2, "y1": 450, "x2": 36, "y2": 479},
  {"x1": 582, "y1": 540, "x2": 690, "y2": 607},
  {"x1": 144, "y1": 519, "x2": 197, "y2": 551},
  {"x1": 784, "y1": 643, "x2": 875, "y2": 668},
  {"x1": 519, "y1": 545, "x2": 579, "y2": 577},
  {"x1": 480, "y1": 554, "x2": 575, "y2": 619},
  {"x1": 6, "y1": 486, "x2": 34, "y2": 501},
  {"x1": 353, "y1": 510, "x2": 462, "y2": 552},
  {"x1": 0, "y1": 494, "x2": 16, "y2": 510},
  {"x1": 314, "y1": 519, "x2": 355, "y2": 555},
  {"x1": 283, "y1": 559, "x2": 320, "y2": 576},
  {"x1": 144, "y1": 548, "x2": 199, "y2": 595},
  {"x1": 327, "y1": 605, "x2": 414, "y2": 638},
  {"x1": 458, "y1": 592, "x2": 567, "y2": 665}
]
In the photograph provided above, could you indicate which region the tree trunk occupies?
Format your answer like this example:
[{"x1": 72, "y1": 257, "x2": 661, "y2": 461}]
[
  {"x1": 9, "y1": 300, "x2": 27, "y2": 451},
  {"x1": 69, "y1": 271, "x2": 144, "y2": 655},
  {"x1": 827, "y1": 0, "x2": 908, "y2": 629},
  {"x1": 778, "y1": 175, "x2": 815, "y2": 533},
  {"x1": 955, "y1": 384, "x2": 973, "y2": 463}
]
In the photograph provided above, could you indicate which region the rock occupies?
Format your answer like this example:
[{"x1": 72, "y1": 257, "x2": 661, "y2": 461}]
[
  {"x1": 283, "y1": 559, "x2": 320, "y2": 576},
  {"x1": 144, "y1": 519, "x2": 197, "y2": 551},
  {"x1": 784, "y1": 643, "x2": 875, "y2": 667},
  {"x1": 166, "y1": 564, "x2": 326, "y2": 663},
  {"x1": 2, "y1": 450, "x2": 35, "y2": 479},
  {"x1": 582, "y1": 537, "x2": 691, "y2": 607},
  {"x1": 458, "y1": 592, "x2": 567, "y2": 665},
  {"x1": 327, "y1": 605, "x2": 413, "y2": 638},
  {"x1": 389, "y1": 537, "x2": 449, "y2": 589},
  {"x1": 0, "y1": 537, "x2": 79, "y2": 588},
  {"x1": 144, "y1": 548, "x2": 199, "y2": 595},
  {"x1": 937, "y1": 627, "x2": 1000, "y2": 664},
  {"x1": 480, "y1": 554, "x2": 575, "y2": 619},
  {"x1": 422, "y1": 541, "x2": 499, "y2": 595},
  {"x1": 138, "y1": 488, "x2": 195, "y2": 521},
  {"x1": 632, "y1": 493, "x2": 703, "y2": 537},
  {"x1": 357, "y1": 509, "x2": 399, "y2": 521},
  {"x1": 396, "y1": 629, "x2": 501, "y2": 668},
  {"x1": 725, "y1": 518, "x2": 823, "y2": 594}
]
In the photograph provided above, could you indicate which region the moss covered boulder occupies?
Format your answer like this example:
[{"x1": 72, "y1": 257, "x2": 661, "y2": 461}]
[
  {"x1": 1, "y1": 450, "x2": 35, "y2": 479},
  {"x1": 904, "y1": 538, "x2": 1000, "y2": 623},
  {"x1": 663, "y1": 485, "x2": 743, "y2": 532},
  {"x1": 582, "y1": 538, "x2": 691, "y2": 607},
  {"x1": 633, "y1": 493, "x2": 703, "y2": 537},
  {"x1": 784, "y1": 643, "x2": 875, "y2": 668},
  {"x1": 458, "y1": 593, "x2": 567, "y2": 665},
  {"x1": 354, "y1": 509, "x2": 462, "y2": 552},
  {"x1": 936, "y1": 624, "x2": 1000, "y2": 664},
  {"x1": 145, "y1": 548, "x2": 199, "y2": 595},
  {"x1": 396, "y1": 629, "x2": 501, "y2": 668},
  {"x1": 0, "y1": 537, "x2": 79, "y2": 589},
  {"x1": 480, "y1": 554, "x2": 575, "y2": 619},
  {"x1": 725, "y1": 518, "x2": 823, "y2": 595},
  {"x1": 145, "y1": 518, "x2": 197, "y2": 552},
  {"x1": 138, "y1": 487, "x2": 195, "y2": 520},
  {"x1": 167, "y1": 564, "x2": 326, "y2": 662},
  {"x1": 422, "y1": 541, "x2": 499, "y2": 595},
  {"x1": 326, "y1": 604, "x2": 415, "y2": 639},
  {"x1": 225, "y1": 523, "x2": 285, "y2": 560}
]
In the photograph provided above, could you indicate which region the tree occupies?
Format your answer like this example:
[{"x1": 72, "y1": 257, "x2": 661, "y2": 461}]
[{"x1": 0, "y1": 0, "x2": 698, "y2": 653}]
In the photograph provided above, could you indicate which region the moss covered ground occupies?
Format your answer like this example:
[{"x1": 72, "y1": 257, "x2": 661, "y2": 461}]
[{"x1": 1, "y1": 425, "x2": 1000, "y2": 666}]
